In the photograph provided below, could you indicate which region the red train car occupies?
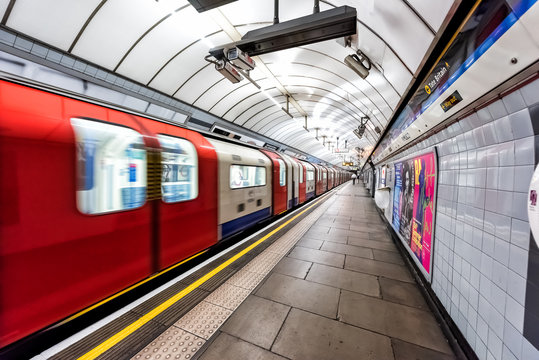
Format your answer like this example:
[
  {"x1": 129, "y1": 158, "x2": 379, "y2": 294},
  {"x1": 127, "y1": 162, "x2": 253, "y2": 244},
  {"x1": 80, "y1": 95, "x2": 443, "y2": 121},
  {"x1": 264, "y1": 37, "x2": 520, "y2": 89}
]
[{"x1": 0, "y1": 80, "x2": 218, "y2": 347}]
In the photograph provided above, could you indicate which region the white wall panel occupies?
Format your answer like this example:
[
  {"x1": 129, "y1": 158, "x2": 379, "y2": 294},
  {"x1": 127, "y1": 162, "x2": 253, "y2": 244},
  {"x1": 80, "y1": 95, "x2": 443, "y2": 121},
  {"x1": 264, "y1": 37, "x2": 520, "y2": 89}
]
[
  {"x1": 8, "y1": 0, "x2": 101, "y2": 51},
  {"x1": 72, "y1": 0, "x2": 185, "y2": 69},
  {"x1": 116, "y1": 6, "x2": 220, "y2": 84}
]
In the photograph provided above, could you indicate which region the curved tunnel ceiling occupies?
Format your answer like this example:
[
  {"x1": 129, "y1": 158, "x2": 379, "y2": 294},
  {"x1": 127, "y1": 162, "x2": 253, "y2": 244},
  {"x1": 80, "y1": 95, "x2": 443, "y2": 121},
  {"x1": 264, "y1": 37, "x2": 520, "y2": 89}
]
[{"x1": 0, "y1": 0, "x2": 458, "y2": 165}]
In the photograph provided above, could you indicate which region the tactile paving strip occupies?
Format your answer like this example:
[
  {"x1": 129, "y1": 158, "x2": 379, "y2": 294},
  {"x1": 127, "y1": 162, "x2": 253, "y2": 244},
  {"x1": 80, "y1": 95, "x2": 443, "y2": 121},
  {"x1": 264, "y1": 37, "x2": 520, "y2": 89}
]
[
  {"x1": 131, "y1": 328, "x2": 205, "y2": 360},
  {"x1": 225, "y1": 269, "x2": 268, "y2": 291},
  {"x1": 203, "y1": 283, "x2": 251, "y2": 311},
  {"x1": 242, "y1": 251, "x2": 283, "y2": 274},
  {"x1": 173, "y1": 302, "x2": 231, "y2": 340}
]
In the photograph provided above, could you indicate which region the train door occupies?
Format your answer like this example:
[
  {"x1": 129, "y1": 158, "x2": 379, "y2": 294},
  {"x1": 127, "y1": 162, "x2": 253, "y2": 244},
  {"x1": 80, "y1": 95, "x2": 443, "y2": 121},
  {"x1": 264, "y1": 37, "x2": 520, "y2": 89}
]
[
  {"x1": 261, "y1": 150, "x2": 287, "y2": 215},
  {"x1": 143, "y1": 121, "x2": 219, "y2": 269},
  {"x1": 314, "y1": 164, "x2": 322, "y2": 196},
  {"x1": 281, "y1": 154, "x2": 299, "y2": 207},
  {"x1": 297, "y1": 160, "x2": 306, "y2": 204},
  {"x1": 303, "y1": 161, "x2": 316, "y2": 200},
  {"x1": 321, "y1": 166, "x2": 328, "y2": 192}
]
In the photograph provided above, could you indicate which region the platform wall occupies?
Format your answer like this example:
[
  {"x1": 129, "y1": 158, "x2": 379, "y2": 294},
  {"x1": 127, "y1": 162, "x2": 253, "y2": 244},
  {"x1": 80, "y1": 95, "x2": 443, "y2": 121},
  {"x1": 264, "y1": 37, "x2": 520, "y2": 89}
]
[{"x1": 378, "y1": 77, "x2": 539, "y2": 360}]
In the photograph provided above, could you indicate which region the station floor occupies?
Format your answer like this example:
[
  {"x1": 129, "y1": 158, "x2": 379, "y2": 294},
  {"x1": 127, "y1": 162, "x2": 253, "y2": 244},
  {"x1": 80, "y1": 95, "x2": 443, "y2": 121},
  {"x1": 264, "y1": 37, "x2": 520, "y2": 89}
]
[
  {"x1": 131, "y1": 182, "x2": 457, "y2": 360},
  {"x1": 42, "y1": 182, "x2": 457, "y2": 360}
]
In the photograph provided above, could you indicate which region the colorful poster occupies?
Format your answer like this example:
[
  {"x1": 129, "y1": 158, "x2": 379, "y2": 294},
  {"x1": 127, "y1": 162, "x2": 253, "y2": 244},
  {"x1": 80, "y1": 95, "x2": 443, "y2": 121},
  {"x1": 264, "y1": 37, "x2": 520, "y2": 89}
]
[
  {"x1": 398, "y1": 159, "x2": 415, "y2": 245},
  {"x1": 392, "y1": 163, "x2": 402, "y2": 230},
  {"x1": 410, "y1": 153, "x2": 436, "y2": 274},
  {"x1": 391, "y1": 151, "x2": 437, "y2": 277}
]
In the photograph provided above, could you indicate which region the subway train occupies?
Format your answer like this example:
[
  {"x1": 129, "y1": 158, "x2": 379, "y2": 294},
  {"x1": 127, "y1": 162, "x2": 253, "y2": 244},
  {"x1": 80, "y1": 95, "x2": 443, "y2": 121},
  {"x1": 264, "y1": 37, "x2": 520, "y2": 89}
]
[{"x1": 0, "y1": 78, "x2": 351, "y2": 348}]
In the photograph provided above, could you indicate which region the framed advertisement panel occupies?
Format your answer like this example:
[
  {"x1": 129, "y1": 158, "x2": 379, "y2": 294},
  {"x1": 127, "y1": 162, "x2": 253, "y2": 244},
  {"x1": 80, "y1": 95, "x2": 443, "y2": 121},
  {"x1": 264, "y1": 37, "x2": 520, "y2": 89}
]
[{"x1": 390, "y1": 148, "x2": 438, "y2": 282}]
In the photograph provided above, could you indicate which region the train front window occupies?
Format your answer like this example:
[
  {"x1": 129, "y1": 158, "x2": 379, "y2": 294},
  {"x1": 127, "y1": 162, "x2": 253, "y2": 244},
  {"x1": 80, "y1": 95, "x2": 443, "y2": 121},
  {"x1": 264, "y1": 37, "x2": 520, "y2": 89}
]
[
  {"x1": 158, "y1": 134, "x2": 198, "y2": 203},
  {"x1": 277, "y1": 159, "x2": 286, "y2": 186},
  {"x1": 230, "y1": 165, "x2": 266, "y2": 189},
  {"x1": 71, "y1": 118, "x2": 147, "y2": 214}
]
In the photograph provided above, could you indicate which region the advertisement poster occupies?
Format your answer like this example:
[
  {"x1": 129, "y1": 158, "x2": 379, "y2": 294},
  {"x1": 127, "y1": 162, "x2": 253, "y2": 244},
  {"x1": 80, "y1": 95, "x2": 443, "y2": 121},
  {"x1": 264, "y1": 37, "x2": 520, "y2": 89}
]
[
  {"x1": 398, "y1": 159, "x2": 415, "y2": 245},
  {"x1": 410, "y1": 153, "x2": 436, "y2": 274},
  {"x1": 392, "y1": 151, "x2": 437, "y2": 277},
  {"x1": 381, "y1": 166, "x2": 386, "y2": 186},
  {"x1": 392, "y1": 163, "x2": 402, "y2": 230}
]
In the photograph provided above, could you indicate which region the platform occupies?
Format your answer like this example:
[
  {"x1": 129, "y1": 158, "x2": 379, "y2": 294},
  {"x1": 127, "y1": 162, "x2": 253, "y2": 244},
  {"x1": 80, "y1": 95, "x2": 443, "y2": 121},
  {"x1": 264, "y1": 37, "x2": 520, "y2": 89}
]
[{"x1": 39, "y1": 182, "x2": 456, "y2": 360}]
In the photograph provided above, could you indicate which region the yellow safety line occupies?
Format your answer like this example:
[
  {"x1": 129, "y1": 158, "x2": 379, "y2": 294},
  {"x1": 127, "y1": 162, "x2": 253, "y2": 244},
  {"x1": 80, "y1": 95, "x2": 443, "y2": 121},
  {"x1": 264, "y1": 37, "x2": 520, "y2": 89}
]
[
  {"x1": 58, "y1": 250, "x2": 207, "y2": 325},
  {"x1": 78, "y1": 194, "x2": 329, "y2": 360}
]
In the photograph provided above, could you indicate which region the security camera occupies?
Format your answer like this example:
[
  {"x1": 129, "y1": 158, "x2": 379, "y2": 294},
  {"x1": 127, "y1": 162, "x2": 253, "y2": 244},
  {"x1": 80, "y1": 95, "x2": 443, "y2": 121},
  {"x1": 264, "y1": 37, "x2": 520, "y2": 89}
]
[
  {"x1": 227, "y1": 47, "x2": 256, "y2": 71},
  {"x1": 215, "y1": 59, "x2": 243, "y2": 83},
  {"x1": 344, "y1": 50, "x2": 371, "y2": 79}
]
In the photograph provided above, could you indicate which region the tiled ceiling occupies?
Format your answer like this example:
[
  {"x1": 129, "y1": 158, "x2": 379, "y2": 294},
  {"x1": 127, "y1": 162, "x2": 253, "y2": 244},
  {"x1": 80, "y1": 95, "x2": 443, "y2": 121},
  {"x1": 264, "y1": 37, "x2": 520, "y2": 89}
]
[{"x1": 0, "y1": 0, "x2": 458, "y2": 165}]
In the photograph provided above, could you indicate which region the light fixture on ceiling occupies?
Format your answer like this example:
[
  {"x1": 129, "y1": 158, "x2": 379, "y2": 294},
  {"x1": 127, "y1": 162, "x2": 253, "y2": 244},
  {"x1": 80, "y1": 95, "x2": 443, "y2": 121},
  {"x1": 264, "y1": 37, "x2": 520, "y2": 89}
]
[
  {"x1": 209, "y1": 6, "x2": 357, "y2": 59},
  {"x1": 281, "y1": 94, "x2": 293, "y2": 119},
  {"x1": 205, "y1": 47, "x2": 260, "y2": 87},
  {"x1": 353, "y1": 116, "x2": 369, "y2": 139},
  {"x1": 344, "y1": 50, "x2": 372, "y2": 79}
]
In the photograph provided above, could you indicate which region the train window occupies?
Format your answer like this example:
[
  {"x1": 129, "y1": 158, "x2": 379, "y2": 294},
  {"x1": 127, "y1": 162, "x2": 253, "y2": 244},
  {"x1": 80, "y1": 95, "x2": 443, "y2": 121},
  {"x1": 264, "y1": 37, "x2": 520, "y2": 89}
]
[
  {"x1": 230, "y1": 165, "x2": 266, "y2": 189},
  {"x1": 299, "y1": 166, "x2": 304, "y2": 183},
  {"x1": 307, "y1": 170, "x2": 314, "y2": 181},
  {"x1": 71, "y1": 118, "x2": 147, "y2": 214},
  {"x1": 323, "y1": 172, "x2": 327, "y2": 180},
  {"x1": 158, "y1": 134, "x2": 198, "y2": 203},
  {"x1": 277, "y1": 159, "x2": 286, "y2": 186}
]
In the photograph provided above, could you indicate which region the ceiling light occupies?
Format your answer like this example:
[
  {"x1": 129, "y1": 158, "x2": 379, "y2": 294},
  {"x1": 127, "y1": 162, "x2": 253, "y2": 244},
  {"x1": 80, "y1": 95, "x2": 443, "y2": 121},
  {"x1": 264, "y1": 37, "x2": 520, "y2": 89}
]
[{"x1": 344, "y1": 50, "x2": 372, "y2": 79}]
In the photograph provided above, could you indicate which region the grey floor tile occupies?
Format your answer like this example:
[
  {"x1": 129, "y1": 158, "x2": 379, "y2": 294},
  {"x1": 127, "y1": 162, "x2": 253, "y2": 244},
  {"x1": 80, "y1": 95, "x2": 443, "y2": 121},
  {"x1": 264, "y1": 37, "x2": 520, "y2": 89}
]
[
  {"x1": 306, "y1": 263, "x2": 380, "y2": 297},
  {"x1": 380, "y1": 277, "x2": 428, "y2": 310},
  {"x1": 221, "y1": 295, "x2": 290, "y2": 349},
  {"x1": 391, "y1": 338, "x2": 456, "y2": 360},
  {"x1": 302, "y1": 231, "x2": 337, "y2": 242},
  {"x1": 350, "y1": 223, "x2": 386, "y2": 232},
  {"x1": 272, "y1": 308, "x2": 394, "y2": 360},
  {"x1": 334, "y1": 217, "x2": 352, "y2": 225},
  {"x1": 198, "y1": 333, "x2": 287, "y2": 360},
  {"x1": 373, "y1": 249, "x2": 405, "y2": 265},
  {"x1": 255, "y1": 273, "x2": 340, "y2": 318},
  {"x1": 296, "y1": 238, "x2": 323, "y2": 250},
  {"x1": 345, "y1": 255, "x2": 414, "y2": 283},
  {"x1": 309, "y1": 225, "x2": 330, "y2": 234},
  {"x1": 338, "y1": 290, "x2": 453, "y2": 354},
  {"x1": 272, "y1": 257, "x2": 312, "y2": 279},
  {"x1": 288, "y1": 247, "x2": 345, "y2": 268},
  {"x1": 328, "y1": 227, "x2": 353, "y2": 238},
  {"x1": 321, "y1": 233, "x2": 348, "y2": 244},
  {"x1": 321, "y1": 241, "x2": 374, "y2": 259},
  {"x1": 329, "y1": 222, "x2": 350, "y2": 230},
  {"x1": 347, "y1": 236, "x2": 399, "y2": 252}
]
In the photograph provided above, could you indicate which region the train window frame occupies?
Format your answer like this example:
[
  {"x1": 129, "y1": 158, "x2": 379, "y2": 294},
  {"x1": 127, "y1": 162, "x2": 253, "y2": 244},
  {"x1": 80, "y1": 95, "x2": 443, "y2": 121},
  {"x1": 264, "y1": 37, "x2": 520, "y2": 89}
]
[
  {"x1": 277, "y1": 159, "x2": 286, "y2": 187},
  {"x1": 229, "y1": 164, "x2": 267, "y2": 189},
  {"x1": 71, "y1": 117, "x2": 147, "y2": 215},
  {"x1": 158, "y1": 134, "x2": 199, "y2": 203}
]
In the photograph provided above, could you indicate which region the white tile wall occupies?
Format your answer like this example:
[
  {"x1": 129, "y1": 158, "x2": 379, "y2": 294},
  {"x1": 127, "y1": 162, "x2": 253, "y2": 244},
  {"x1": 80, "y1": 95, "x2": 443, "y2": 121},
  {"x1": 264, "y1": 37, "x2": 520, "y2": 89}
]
[{"x1": 380, "y1": 78, "x2": 539, "y2": 360}]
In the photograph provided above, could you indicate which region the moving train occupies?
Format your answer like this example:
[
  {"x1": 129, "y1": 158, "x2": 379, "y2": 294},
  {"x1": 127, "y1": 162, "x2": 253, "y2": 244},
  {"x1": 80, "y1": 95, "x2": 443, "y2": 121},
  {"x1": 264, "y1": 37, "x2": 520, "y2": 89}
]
[{"x1": 0, "y1": 78, "x2": 351, "y2": 348}]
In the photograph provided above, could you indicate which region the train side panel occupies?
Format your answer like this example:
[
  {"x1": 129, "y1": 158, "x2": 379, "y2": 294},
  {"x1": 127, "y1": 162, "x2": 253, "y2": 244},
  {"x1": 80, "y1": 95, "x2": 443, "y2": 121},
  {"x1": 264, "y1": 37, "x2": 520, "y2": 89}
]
[
  {"x1": 210, "y1": 139, "x2": 272, "y2": 239},
  {"x1": 0, "y1": 81, "x2": 153, "y2": 347}
]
